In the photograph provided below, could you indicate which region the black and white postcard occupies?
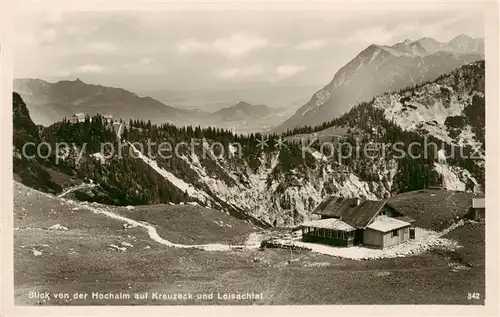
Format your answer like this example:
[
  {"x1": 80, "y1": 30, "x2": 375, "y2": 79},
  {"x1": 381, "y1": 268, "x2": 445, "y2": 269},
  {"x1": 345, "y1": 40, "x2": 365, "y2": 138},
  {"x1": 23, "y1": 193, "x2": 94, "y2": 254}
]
[{"x1": 1, "y1": 1, "x2": 499, "y2": 316}]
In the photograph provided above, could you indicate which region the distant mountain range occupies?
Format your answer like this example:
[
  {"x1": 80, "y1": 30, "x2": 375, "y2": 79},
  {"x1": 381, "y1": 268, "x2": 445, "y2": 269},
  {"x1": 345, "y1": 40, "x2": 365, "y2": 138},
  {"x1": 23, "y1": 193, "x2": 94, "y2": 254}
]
[
  {"x1": 141, "y1": 86, "x2": 315, "y2": 113},
  {"x1": 13, "y1": 78, "x2": 207, "y2": 127},
  {"x1": 13, "y1": 78, "x2": 294, "y2": 133},
  {"x1": 272, "y1": 34, "x2": 484, "y2": 132},
  {"x1": 207, "y1": 101, "x2": 294, "y2": 133},
  {"x1": 212, "y1": 101, "x2": 275, "y2": 121}
]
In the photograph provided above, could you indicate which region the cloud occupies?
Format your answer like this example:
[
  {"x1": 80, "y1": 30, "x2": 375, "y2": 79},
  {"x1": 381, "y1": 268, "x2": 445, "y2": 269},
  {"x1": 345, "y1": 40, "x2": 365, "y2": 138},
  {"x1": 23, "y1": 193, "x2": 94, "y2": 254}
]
[
  {"x1": 55, "y1": 69, "x2": 71, "y2": 77},
  {"x1": 341, "y1": 24, "x2": 422, "y2": 45},
  {"x1": 123, "y1": 57, "x2": 153, "y2": 69},
  {"x1": 295, "y1": 39, "x2": 327, "y2": 50},
  {"x1": 343, "y1": 26, "x2": 395, "y2": 45},
  {"x1": 138, "y1": 58, "x2": 152, "y2": 65},
  {"x1": 212, "y1": 33, "x2": 269, "y2": 57},
  {"x1": 65, "y1": 25, "x2": 99, "y2": 36},
  {"x1": 75, "y1": 64, "x2": 106, "y2": 74},
  {"x1": 39, "y1": 28, "x2": 57, "y2": 44},
  {"x1": 44, "y1": 11, "x2": 64, "y2": 24},
  {"x1": 177, "y1": 32, "x2": 270, "y2": 58},
  {"x1": 217, "y1": 64, "x2": 265, "y2": 78},
  {"x1": 87, "y1": 42, "x2": 118, "y2": 54},
  {"x1": 217, "y1": 68, "x2": 239, "y2": 78},
  {"x1": 65, "y1": 26, "x2": 81, "y2": 35},
  {"x1": 177, "y1": 39, "x2": 210, "y2": 54},
  {"x1": 276, "y1": 65, "x2": 306, "y2": 77},
  {"x1": 13, "y1": 9, "x2": 484, "y2": 90}
]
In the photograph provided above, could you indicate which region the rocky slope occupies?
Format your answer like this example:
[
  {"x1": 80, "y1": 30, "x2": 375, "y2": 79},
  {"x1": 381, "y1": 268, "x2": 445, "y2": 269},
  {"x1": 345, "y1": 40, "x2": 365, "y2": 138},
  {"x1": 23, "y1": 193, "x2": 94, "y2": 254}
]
[
  {"x1": 273, "y1": 34, "x2": 484, "y2": 132},
  {"x1": 372, "y1": 60, "x2": 485, "y2": 151},
  {"x1": 280, "y1": 61, "x2": 485, "y2": 195}
]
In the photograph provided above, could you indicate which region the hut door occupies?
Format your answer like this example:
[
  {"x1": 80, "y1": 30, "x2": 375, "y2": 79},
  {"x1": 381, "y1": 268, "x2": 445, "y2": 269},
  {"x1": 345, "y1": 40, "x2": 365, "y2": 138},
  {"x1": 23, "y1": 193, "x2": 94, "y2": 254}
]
[
  {"x1": 355, "y1": 229, "x2": 364, "y2": 245},
  {"x1": 409, "y1": 228, "x2": 415, "y2": 239}
]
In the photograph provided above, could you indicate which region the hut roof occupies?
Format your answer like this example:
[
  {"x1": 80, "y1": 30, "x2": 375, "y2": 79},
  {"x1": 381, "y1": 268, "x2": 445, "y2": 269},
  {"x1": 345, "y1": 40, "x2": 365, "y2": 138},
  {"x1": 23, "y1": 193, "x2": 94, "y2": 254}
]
[
  {"x1": 366, "y1": 215, "x2": 411, "y2": 233},
  {"x1": 312, "y1": 196, "x2": 386, "y2": 229},
  {"x1": 301, "y1": 218, "x2": 355, "y2": 232},
  {"x1": 311, "y1": 196, "x2": 358, "y2": 218},
  {"x1": 342, "y1": 200, "x2": 386, "y2": 228}
]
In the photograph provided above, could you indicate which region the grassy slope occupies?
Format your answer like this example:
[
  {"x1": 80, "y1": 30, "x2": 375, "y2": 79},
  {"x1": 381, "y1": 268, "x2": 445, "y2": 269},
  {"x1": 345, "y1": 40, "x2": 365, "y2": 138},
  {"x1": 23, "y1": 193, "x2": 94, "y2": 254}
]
[
  {"x1": 441, "y1": 221, "x2": 485, "y2": 267},
  {"x1": 114, "y1": 204, "x2": 258, "y2": 245},
  {"x1": 14, "y1": 182, "x2": 484, "y2": 305},
  {"x1": 387, "y1": 189, "x2": 473, "y2": 231}
]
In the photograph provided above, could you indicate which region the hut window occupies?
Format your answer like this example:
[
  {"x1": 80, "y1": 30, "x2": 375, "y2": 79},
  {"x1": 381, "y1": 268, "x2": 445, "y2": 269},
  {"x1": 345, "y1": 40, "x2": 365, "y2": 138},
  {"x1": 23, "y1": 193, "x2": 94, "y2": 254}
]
[{"x1": 391, "y1": 229, "x2": 399, "y2": 237}]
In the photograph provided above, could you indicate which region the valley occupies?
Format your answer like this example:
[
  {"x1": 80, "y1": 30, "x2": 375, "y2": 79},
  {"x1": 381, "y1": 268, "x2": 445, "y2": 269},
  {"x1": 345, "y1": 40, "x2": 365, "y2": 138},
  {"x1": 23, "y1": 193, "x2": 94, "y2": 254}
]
[{"x1": 12, "y1": 61, "x2": 485, "y2": 228}]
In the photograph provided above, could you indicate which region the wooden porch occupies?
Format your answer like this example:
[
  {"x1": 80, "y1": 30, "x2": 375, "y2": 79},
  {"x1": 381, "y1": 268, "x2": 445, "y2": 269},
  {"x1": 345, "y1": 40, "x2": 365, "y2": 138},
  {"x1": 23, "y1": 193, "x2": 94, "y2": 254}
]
[{"x1": 301, "y1": 223, "x2": 356, "y2": 247}]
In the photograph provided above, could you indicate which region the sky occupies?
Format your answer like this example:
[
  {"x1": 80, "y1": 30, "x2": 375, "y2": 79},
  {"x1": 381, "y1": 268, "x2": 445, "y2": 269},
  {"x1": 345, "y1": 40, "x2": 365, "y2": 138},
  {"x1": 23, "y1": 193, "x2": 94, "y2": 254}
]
[{"x1": 13, "y1": 5, "x2": 485, "y2": 92}]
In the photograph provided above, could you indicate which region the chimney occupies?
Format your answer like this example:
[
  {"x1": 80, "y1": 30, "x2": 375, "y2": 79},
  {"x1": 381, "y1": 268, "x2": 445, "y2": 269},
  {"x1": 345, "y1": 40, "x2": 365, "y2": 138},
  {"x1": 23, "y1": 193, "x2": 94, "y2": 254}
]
[{"x1": 352, "y1": 197, "x2": 361, "y2": 207}]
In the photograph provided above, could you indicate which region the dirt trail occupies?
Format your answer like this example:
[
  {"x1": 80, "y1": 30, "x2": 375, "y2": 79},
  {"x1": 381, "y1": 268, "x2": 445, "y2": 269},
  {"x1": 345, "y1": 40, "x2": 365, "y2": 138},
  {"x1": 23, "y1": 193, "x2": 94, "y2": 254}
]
[
  {"x1": 58, "y1": 183, "x2": 95, "y2": 198},
  {"x1": 64, "y1": 198, "x2": 263, "y2": 251}
]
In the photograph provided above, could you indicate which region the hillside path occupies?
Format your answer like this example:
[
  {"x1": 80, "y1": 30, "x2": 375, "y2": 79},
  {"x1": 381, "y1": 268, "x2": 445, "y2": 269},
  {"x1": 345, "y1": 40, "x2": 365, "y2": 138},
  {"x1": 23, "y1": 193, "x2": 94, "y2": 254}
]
[{"x1": 65, "y1": 198, "x2": 263, "y2": 251}]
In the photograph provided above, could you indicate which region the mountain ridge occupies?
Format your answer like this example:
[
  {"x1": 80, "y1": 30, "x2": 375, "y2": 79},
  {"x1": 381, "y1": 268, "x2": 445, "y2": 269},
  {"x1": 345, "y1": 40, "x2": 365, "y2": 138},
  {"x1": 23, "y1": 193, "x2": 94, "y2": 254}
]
[
  {"x1": 13, "y1": 78, "x2": 294, "y2": 133},
  {"x1": 211, "y1": 101, "x2": 277, "y2": 121},
  {"x1": 272, "y1": 35, "x2": 484, "y2": 133},
  {"x1": 13, "y1": 77, "x2": 210, "y2": 127}
]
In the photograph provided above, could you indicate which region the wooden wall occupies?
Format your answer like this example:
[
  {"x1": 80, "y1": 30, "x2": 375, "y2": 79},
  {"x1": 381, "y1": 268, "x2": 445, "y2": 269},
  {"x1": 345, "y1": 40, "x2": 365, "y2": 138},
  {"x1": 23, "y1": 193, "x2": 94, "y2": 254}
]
[
  {"x1": 362, "y1": 228, "x2": 383, "y2": 247},
  {"x1": 382, "y1": 226, "x2": 410, "y2": 247},
  {"x1": 363, "y1": 226, "x2": 410, "y2": 248}
]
